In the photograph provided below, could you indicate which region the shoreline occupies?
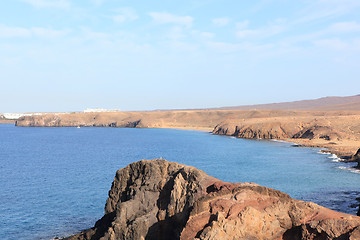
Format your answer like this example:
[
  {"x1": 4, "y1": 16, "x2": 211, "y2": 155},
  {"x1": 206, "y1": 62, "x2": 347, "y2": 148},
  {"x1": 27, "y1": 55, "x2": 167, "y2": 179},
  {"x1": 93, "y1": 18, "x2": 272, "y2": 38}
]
[{"x1": 15, "y1": 109, "x2": 360, "y2": 160}]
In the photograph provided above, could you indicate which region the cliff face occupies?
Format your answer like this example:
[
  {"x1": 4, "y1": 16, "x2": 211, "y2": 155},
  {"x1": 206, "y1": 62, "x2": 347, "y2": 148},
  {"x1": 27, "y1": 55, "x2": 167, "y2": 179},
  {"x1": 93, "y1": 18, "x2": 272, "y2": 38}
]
[
  {"x1": 65, "y1": 159, "x2": 360, "y2": 240},
  {"x1": 15, "y1": 115, "x2": 144, "y2": 128},
  {"x1": 212, "y1": 120, "x2": 345, "y2": 142}
]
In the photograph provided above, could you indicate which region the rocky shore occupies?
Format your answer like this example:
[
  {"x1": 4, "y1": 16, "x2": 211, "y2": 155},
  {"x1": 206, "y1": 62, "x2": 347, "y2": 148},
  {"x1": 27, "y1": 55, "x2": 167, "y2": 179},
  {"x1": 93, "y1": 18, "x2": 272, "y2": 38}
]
[{"x1": 64, "y1": 159, "x2": 360, "y2": 240}]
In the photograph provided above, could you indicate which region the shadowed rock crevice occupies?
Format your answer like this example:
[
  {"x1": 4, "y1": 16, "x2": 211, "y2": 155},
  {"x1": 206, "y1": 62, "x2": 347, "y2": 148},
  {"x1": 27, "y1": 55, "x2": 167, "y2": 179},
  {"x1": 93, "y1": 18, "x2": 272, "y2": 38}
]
[{"x1": 65, "y1": 159, "x2": 360, "y2": 240}]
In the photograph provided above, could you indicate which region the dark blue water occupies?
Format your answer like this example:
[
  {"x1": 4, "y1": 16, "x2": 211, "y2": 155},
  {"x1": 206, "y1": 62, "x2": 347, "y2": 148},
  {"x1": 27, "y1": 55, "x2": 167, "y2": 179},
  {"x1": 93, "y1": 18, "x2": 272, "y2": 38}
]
[{"x1": 1, "y1": 124, "x2": 359, "y2": 240}]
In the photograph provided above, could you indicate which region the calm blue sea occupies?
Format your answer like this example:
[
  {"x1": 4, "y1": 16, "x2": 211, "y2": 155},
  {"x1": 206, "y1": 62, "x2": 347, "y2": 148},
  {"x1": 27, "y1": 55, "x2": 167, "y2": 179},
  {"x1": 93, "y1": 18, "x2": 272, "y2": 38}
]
[{"x1": 1, "y1": 124, "x2": 359, "y2": 240}]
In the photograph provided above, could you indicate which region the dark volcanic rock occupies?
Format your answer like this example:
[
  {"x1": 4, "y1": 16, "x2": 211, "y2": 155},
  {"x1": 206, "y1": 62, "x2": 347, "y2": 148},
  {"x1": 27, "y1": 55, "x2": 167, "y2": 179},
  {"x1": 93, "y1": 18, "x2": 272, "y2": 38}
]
[
  {"x1": 212, "y1": 122, "x2": 290, "y2": 139},
  {"x1": 353, "y1": 148, "x2": 360, "y2": 169},
  {"x1": 344, "y1": 148, "x2": 360, "y2": 169},
  {"x1": 292, "y1": 125, "x2": 342, "y2": 141},
  {"x1": 65, "y1": 159, "x2": 360, "y2": 240}
]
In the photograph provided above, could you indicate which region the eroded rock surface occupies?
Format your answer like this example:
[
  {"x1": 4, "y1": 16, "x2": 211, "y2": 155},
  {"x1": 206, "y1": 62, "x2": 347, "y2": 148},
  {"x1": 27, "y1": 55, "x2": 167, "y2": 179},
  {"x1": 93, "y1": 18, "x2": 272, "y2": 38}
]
[{"x1": 65, "y1": 159, "x2": 360, "y2": 240}]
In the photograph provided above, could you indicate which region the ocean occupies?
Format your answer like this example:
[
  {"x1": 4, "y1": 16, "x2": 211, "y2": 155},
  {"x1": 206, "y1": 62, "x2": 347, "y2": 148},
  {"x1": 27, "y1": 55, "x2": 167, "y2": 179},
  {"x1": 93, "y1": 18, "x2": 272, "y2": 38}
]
[{"x1": 1, "y1": 124, "x2": 359, "y2": 240}]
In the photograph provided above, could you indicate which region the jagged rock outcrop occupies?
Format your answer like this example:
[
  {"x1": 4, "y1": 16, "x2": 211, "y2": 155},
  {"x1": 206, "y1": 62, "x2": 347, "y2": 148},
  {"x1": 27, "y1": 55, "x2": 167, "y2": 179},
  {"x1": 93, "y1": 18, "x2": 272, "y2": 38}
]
[
  {"x1": 346, "y1": 148, "x2": 360, "y2": 169},
  {"x1": 213, "y1": 121, "x2": 345, "y2": 142},
  {"x1": 293, "y1": 125, "x2": 343, "y2": 141},
  {"x1": 212, "y1": 122, "x2": 290, "y2": 139},
  {"x1": 65, "y1": 159, "x2": 360, "y2": 240}
]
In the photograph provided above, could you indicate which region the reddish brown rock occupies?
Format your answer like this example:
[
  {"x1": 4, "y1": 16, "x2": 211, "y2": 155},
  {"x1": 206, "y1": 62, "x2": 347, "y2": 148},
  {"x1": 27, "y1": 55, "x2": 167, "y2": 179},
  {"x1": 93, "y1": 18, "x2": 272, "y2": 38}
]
[{"x1": 65, "y1": 159, "x2": 360, "y2": 240}]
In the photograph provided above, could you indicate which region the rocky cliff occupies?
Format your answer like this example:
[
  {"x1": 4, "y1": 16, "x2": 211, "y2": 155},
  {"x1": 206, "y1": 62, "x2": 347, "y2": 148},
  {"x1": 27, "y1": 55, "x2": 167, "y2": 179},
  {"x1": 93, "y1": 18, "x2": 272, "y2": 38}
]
[
  {"x1": 212, "y1": 120, "x2": 344, "y2": 142},
  {"x1": 65, "y1": 159, "x2": 360, "y2": 240}
]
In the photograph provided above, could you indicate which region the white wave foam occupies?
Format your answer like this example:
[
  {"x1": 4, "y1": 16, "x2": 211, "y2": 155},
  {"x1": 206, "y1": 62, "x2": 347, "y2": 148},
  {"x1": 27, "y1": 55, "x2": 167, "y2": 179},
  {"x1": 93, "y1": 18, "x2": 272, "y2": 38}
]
[
  {"x1": 317, "y1": 151, "x2": 331, "y2": 155},
  {"x1": 271, "y1": 139, "x2": 289, "y2": 143},
  {"x1": 336, "y1": 166, "x2": 360, "y2": 174},
  {"x1": 327, "y1": 154, "x2": 342, "y2": 162},
  {"x1": 350, "y1": 169, "x2": 360, "y2": 174}
]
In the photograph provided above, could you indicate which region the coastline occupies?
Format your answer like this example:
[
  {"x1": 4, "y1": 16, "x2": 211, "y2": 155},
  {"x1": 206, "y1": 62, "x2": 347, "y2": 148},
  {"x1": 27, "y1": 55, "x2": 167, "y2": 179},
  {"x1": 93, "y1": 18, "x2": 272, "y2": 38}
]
[{"x1": 14, "y1": 109, "x2": 360, "y2": 159}]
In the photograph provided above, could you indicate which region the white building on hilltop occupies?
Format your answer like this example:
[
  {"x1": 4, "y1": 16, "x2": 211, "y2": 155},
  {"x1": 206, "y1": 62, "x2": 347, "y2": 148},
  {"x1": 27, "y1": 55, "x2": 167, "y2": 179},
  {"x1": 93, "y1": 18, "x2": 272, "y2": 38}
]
[
  {"x1": 1, "y1": 112, "x2": 66, "y2": 120},
  {"x1": 2, "y1": 113, "x2": 42, "y2": 120},
  {"x1": 83, "y1": 108, "x2": 120, "y2": 113}
]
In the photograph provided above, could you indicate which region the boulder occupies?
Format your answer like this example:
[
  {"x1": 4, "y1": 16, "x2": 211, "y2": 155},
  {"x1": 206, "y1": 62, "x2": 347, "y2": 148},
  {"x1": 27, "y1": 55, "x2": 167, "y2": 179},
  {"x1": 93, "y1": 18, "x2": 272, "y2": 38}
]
[{"x1": 65, "y1": 159, "x2": 360, "y2": 240}]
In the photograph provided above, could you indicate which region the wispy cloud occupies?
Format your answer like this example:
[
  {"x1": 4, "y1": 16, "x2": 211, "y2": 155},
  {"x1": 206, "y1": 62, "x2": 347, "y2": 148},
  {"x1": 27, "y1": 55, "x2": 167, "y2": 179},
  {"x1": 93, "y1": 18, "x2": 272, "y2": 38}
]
[
  {"x1": 236, "y1": 20, "x2": 249, "y2": 30},
  {"x1": 32, "y1": 27, "x2": 71, "y2": 38},
  {"x1": 0, "y1": 25, "x2": 31, "y2": 38},
  {"x1": 80, "y1": 27, "x2": 108, "y2": 38},
  {"x1": 112, "y1": 8, "x2": 138, "y2": 23},
  {"x1": 212, "y1": 17, "x2": 230, "y2": 27},
  {"x1": 329, "y1": 21, "x2": 360, "y2": 33},
  {"x1": 21, "y1": 0, "x2": 70, "y2": 8},
  {"x1": 0, "y1": 24, "x2": 70, "y2": 38},
  {"x1": 314, "y1": 38, "x2": 348, "y2": 50},
  {"x1": 149, "y1": 12, "x2": 194, "y2": 28},
  {"x1": 206, "y1": 41, "x2": 273, "y2": 53},
  {"x1": 236, "y1": 20, "x2": 285, "y2": 39},
  {"x1": 295, "y1": 0, "x2": 360, "y2": 24},
  {"x1": 90, "y1": 0, "x2": 105, "y2": 6},
  {"x1": 166, "y1": 26, "x2": 186, "y2": 41},
  {"x1": 201, "y1": 32, "x2": 215, "y2": 39}
]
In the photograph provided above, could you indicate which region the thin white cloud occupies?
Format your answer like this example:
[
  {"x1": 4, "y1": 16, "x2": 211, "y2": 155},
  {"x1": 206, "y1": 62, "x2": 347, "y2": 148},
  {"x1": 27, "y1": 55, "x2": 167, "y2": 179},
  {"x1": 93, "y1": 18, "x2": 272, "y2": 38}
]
[
  {"x1": 236, "y1": 22, "x2": 285, "y2": 39},
  {"x1": 236, "y1": 20, "x2": 249, "y2": 30},
  {"x1": 212, "y1": 18, "x2": 230, "y2": 27},
  {"x1": 314, "y1": 38, "x2": 348, "y2": 50},
  {"x1": 281, "y1": 20, "x2": 360, "y2": 47},
  {"x1": 206, "y1": 41, "x2": 273, "y2": 53},
  {"x1": 295, "y1": 0, "x2": 360, "y2": 24},
  {"x1": 167, "y1": 26, "x2": 185, "y2": 41},
  {"x1": 32, "y1": 27, "x2": 71, "y2": 38},
  {"x1": 79, "y1": 27, "x2": 109, "y2": 40},
  {"x1": 201, "y1": 32, "x2": 215, "y2": 39},
  {"x1": 0, "y1": 25, "x2": 31, "y2": 38},
  {"x1": 21, "y1": 0, "x2": 70, "y2": 8},
  {"x1": 112, "y1": 8, "x2": 138, "y2": 23},
  {"x1": 91, "y1": 0, "x2": 105, "y2": 6},
  {"x1": 149, "y1": 12, "x2": 193, "y2": 28},
  {"x1": 0, "y1": 24, "x2": 70, "y2": 39},
  {"x1": 329, "y1": 21, "x2": 360, "y2": 33}
]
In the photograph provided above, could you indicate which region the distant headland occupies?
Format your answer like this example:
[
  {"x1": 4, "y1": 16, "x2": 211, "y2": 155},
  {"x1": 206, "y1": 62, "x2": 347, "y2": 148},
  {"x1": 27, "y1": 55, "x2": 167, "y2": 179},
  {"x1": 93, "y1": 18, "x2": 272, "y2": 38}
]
[{"x1": 13, "y1": 95, "x2": 360, "y2": 160}]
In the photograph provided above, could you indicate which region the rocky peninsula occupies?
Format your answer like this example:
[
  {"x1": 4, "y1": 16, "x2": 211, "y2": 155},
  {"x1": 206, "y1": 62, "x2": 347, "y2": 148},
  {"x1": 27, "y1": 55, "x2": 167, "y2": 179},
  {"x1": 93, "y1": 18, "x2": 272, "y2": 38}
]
[{"x1": 64, "y1": 159, "x2": 360, "y2": 240}]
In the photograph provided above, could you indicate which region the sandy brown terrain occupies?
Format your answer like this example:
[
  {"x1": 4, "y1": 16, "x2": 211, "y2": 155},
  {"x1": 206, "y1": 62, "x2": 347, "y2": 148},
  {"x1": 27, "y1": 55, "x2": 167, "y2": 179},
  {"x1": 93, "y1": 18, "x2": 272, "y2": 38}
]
[
  {"x1": 0, "y1": 119, "x2": 15, "y2": 124},
  {"x1": 216, "y1": 95, "x2": 360, "y2": 111}
]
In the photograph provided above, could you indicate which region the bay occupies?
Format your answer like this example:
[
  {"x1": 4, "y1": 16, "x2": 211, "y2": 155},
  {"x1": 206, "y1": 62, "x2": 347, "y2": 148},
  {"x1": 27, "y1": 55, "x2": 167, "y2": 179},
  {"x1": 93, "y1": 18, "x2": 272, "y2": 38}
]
[{"x1": 0, "y1": 124, "x2": 359, "y2": 240}]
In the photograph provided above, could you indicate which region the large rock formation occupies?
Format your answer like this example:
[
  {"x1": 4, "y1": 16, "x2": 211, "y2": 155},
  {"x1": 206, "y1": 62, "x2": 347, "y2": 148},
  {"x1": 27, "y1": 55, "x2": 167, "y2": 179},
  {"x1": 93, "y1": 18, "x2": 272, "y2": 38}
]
[
  {"x1": 212, "y1": 121, "x2": 344, "y2": 142},
  {"x1": 65, "y1": 159, "x2": 360, "y2": 240}
]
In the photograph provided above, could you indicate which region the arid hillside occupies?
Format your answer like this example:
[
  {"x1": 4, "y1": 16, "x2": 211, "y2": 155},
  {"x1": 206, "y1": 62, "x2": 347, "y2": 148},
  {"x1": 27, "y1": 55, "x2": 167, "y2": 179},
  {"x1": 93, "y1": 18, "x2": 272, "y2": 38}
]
[{"x1": 215, "y1": 95, "x2": 360, "y2": 111}]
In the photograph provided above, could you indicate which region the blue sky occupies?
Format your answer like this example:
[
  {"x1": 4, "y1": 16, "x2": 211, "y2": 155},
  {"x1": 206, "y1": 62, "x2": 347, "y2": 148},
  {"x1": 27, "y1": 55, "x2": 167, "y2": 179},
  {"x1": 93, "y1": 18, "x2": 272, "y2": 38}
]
[{"x1": 1, "y1": 0, "x2": 360, "y2": 112}]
